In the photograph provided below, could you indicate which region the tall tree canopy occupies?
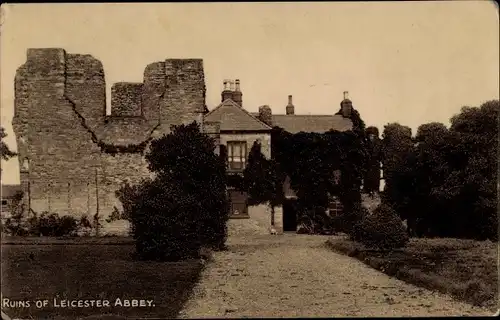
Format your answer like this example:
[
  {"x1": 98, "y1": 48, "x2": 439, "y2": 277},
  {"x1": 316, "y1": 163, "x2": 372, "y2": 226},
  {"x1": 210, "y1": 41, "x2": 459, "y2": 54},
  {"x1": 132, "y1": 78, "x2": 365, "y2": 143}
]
[
  {"x1": 243, "y1": 140, "x2": 285, "y2": 225},
  {"x1": 381, "y1": 100, "x2": 499, "y2": 240}
]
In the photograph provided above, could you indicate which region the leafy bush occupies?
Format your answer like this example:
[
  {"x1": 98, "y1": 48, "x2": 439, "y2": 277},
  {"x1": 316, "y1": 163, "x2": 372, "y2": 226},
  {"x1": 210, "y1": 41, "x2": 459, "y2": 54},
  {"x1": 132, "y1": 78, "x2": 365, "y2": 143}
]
[
  {"x1": 331, "y1": 204, "x2": 369, "y2": 234},
  {"x1": 75, "y1": 215, "x2": 94, "y2": 236},
  {"x1": 28, "y1": 212, "x2": 79, "y2": 237},
  {"x1": 79, "y1": 215, "x2": 93, "y2": 228},
  {"x1": 124, "y1": 122, "x2": 230, "y2": 261},
  {"x1": 296, "y1": 206, "x2": 335, "y2": 234},
  {"x1": 127, "y1": 178, "x2": 200, "y2": 260},
  {"x1": 351, "y1": 204, "x2": 409, "y2": 250},
  {"x1": 105, "y1": 206, "x2": 127, "y2": 223},
  {"x1": 4, "y1": 217, "x2": 29, "y2": 236},
  {"x1": 3, "y1": 191, "x2": 28, "y2": 236}
]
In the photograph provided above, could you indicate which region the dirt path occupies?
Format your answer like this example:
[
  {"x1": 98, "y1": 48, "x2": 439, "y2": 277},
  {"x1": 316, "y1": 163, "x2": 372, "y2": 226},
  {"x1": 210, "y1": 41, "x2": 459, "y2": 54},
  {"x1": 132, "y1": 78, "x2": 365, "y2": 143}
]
[{"x1": 179, "y1": 234, "x2": 493, "y2": 318}]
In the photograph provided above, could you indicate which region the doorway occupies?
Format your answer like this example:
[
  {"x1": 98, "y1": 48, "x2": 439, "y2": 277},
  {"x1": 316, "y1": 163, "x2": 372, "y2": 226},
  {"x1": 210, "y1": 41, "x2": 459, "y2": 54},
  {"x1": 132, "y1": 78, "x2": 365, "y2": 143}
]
[
  {"x1": 228, "y1": 189, "x2": 248, "y2": 218},
  {"x1": 283, "y1": 198, "x2": 298, "y2": 232}
]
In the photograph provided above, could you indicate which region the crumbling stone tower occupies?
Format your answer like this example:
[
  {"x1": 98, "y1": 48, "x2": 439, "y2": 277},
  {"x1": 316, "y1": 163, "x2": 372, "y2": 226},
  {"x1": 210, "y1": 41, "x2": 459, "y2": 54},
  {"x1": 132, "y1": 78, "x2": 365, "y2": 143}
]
[{"x1": 12, "y1": 48, "x2": 220, "y2": 218}]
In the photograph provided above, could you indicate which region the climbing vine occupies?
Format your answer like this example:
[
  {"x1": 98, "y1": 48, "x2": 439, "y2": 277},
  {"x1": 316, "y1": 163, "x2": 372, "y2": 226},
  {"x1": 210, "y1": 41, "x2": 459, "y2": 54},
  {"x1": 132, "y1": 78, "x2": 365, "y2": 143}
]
[{"x1": 270, "y1": 107, "x2": 371, "y2": 232}]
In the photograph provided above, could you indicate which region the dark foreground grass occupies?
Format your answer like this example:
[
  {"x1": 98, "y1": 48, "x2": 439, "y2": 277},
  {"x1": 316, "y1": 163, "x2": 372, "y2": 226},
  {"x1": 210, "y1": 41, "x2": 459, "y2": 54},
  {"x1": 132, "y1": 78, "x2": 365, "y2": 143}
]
[
  {"x1": 1, "y1": 235, "x2": 135, "y2": 245},
  {"x1": 327, "y1": 236, "x2": 498, "y2": 311},
  {"x1": 1, "y1": 244, "x2": 205, "y2": 319}
]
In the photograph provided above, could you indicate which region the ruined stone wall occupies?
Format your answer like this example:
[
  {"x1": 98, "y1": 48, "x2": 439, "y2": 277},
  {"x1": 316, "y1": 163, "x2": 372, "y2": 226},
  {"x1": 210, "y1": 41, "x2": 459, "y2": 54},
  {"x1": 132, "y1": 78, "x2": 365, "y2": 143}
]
[
  {"x1": 111, "y1": 83, "x2": 143, "y2": 117},
  {"x1": 13, "y1": 48, "x2": 212, "y2": 219}
]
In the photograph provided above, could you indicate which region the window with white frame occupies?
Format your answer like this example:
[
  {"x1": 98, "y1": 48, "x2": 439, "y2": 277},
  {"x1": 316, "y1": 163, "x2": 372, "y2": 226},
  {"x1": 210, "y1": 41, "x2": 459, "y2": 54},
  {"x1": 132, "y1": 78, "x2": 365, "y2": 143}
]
[{"x1": 227, "y1": 141, "x2": 247, "y2": 170}]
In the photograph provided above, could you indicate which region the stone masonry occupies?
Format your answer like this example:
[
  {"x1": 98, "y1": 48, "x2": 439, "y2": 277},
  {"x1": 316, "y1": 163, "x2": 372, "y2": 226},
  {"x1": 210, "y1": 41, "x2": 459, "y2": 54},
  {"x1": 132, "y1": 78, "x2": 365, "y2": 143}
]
[{"x1": 12, "y1": 48, "x2": 219, "y2": 218}]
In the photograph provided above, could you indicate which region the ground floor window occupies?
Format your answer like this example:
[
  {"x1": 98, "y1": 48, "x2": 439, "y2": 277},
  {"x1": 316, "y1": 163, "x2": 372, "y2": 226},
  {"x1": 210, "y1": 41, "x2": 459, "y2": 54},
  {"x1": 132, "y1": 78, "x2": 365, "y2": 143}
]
[{"x1": 328, "y1": 197, "x2": 343, "y2": 216}]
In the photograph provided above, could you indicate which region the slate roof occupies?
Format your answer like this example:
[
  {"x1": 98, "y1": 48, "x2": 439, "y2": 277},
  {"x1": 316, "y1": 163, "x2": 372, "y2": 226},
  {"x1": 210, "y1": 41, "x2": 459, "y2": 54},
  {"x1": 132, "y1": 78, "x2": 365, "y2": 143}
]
[
  {"x1": 204, "y1": 99, "x2": 272, "y2": 131},
  {"x1": 272, "y1": 114, "x2": 352, "y2": 133},
  {"x1": 1, "y1": 184, "x2": 22, "y2": 199},
  {"x1": 249, "y1": 113, "x2": 353, "y2": 134}
]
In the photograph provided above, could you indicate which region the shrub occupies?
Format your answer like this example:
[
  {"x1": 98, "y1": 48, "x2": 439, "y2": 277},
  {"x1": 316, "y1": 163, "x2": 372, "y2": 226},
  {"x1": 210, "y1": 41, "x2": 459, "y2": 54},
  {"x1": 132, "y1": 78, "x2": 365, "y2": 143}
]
[
  {"x1": 129, "y1": 178, "x2": 204, "y2": 261},
  {"x1": 350, "y1": 204, "x2": 409, "y2": 250},
  {"x1": 125, "y1": 122, "x2": 230, "y2": 261},
  {"x1": 28, "y1": 212, "x2": 79, "y2": 237},
  {"x1": 4, "y1": 218, "x2": 29, "y2": 236},
  {"x1": 79, "y1": 215, "x2": 92, "y2": 228},
  {"x1": 76, "y1": 215, "x2": 93, "y2": 236},
  {"x1": 105, "y1": 206, "x2": 126, "y2": 223},
  {"x1": 335, "y1": 203, "x2": 369, "y2": 235},
  {"x1": 57, "y1": 215, "x2": 79, "y2": 237},
  {"x1": 331, "y1": 206, "x2": 369, "y2": 234},
  {"x1": 3, "y1": 195, "x2": 28, "y2": 236}
]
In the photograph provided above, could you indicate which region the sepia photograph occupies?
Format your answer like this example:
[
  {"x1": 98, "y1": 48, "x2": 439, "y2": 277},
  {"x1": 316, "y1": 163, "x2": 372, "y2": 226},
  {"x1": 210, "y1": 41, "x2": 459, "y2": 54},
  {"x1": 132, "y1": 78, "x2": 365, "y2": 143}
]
[{"x1": 0, "y1": 2, "x2": 498, "y2": 319}]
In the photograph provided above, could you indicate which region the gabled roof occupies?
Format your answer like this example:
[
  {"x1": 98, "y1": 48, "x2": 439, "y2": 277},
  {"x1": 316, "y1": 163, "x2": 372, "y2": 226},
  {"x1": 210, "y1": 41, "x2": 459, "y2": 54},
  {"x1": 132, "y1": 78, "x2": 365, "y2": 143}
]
[
  {"x1": 1, "y1": 184, "x2": 22, "y2": 199},
  {"x1": 204, "y1": 99, "x2": 271, "y2": 131}
]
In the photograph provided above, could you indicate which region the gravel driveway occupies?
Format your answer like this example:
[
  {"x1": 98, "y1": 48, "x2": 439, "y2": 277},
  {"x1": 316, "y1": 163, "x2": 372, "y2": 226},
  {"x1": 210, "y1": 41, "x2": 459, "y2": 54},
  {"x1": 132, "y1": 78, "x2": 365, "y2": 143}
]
[{"x1": 179, "y1": 233, "x2": 494, "y2": 318}]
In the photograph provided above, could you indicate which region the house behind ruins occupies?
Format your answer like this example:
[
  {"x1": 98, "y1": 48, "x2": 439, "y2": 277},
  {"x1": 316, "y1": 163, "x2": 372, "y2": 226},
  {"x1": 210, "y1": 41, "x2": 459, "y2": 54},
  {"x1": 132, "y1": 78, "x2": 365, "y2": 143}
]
[{"x1": 205, "y1": 80, "x2": 355, "y2": 233}]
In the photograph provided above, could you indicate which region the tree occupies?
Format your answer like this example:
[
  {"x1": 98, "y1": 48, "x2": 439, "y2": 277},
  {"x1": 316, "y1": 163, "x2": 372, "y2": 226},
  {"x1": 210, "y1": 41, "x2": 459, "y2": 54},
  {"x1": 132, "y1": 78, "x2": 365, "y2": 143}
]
[
  {"x1": 286, "y1": 132, "x2": 333, "y2": 228},
  {"x1": 243, "y1": 140, "x2": 285, "y2": 227},
  {"x1": 146, "y1": 121, "x2": 230, "y2": 250},
  {"x1": 363, "y1": 126, "x2": 382, "y2": 195},
  {"x1": 381, "y1": 100, "x2": 499, "y2": 240},
  {"x1": 381, "y1": 123, "x2": 413, "y2": 179},
  {"x1": 444, "y1": 100, "x2": 498, "y2": 240},
  {"x1": 412, "y1": 122, "x2": 453, "y2": 237},
  {"x1": 1, "y1": 127, "x2": 16, "y2": 161},
  {"x1": 1, "y1": 126, "x2": 17, "y2": 177},
  {"x1": 124, "y1": 121, "x2": 230, "y2": 261}
]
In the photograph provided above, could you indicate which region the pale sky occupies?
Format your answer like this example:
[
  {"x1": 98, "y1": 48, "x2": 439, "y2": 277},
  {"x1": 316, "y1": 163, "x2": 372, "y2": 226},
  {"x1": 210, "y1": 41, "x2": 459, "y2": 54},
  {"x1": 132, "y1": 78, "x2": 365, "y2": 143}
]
[{"x1": 1, "y1": 2, "x2": 499, "y2": 184}]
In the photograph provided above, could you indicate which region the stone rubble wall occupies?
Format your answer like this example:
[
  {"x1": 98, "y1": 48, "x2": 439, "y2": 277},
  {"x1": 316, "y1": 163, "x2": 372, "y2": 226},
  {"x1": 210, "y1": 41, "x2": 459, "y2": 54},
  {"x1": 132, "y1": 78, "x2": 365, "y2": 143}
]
[{"x1": 12, "y1": 48, "x2": 213, "y2": 219}]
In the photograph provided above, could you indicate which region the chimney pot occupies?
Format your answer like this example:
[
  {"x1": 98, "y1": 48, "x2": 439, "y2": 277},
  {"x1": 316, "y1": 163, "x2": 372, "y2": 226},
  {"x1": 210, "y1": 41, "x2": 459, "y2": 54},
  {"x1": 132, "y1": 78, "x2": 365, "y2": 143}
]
[
  {"x1": 341, "y1": 91, "x2": 352, "y2": 118},
  {"x1": 235, "y1": 79, "x2": 241, "y2": 92},
  {"x1": 221, "y1": 79, "x2": 233, "y2": 102},
  {"x1": 229, "y1": 80, "x2": 235, "y2": 91},
  {"x1": 286, "y1": 95, "x2": 295, "y2": 115}
]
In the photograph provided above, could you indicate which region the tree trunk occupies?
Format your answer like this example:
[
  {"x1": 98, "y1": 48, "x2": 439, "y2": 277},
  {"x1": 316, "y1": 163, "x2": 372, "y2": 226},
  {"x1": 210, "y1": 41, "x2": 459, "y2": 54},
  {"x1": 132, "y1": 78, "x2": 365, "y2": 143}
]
[{"x1": 271, "y1": 205, "x2": 275, "y2": 226}]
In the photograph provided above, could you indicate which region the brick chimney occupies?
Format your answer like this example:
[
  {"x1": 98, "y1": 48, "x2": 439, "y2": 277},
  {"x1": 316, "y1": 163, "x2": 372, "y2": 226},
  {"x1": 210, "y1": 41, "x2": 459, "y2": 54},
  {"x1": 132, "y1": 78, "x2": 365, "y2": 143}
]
[
  {"x1": 340, "y1": 91, "x2": 352, "y2": 118},
  {"x1": 232, "y1": 79, "x2": 243, "y2": 107},
  {"x1": 286, "y1": 95, "x2": 295, "y2": 115},
  {"x1": 221, "y1": 79, "x2": 233, "y2": 102}
]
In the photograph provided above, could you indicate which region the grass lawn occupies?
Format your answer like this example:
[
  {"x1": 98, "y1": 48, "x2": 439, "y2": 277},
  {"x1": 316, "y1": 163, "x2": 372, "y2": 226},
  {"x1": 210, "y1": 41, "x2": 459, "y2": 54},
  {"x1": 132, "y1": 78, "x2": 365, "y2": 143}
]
[
  {"x1": 327, "y1": 236, "x2": 498, "y2": 311},
  {"x1": 1, "y1": 243, "x2": 205, "y2": 319}
]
